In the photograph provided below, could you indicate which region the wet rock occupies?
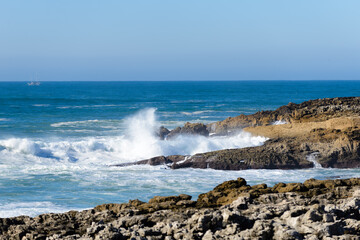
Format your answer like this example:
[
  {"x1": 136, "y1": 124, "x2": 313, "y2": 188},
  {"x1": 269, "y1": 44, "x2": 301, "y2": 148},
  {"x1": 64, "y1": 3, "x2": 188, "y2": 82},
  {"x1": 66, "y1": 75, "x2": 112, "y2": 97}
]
[
  {"x1": 0, "y1": 178, "x2": 359, "y2": 239},
  {"x1": 115, "y1": 97, "x2": 360, "y2": 170},
  {"x1": 158, "y1": 126, "x2": 170, "y2": 140},
  {"x1": 167, "y1": 122, "x2": 209, "y2": 139}
]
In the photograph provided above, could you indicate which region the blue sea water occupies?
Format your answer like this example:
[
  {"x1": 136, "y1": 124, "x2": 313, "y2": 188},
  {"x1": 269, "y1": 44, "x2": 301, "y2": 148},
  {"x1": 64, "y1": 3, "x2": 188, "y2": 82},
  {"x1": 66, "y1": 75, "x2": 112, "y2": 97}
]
[{"x1": 0, "y1": 80, "x2": 359, "y2": 217}]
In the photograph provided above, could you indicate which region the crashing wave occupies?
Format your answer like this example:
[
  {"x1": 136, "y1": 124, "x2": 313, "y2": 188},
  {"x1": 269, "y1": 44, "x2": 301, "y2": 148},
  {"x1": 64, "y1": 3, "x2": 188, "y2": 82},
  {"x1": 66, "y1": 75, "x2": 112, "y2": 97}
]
[{"x1": 0, "y1": 108, "x2": 267, "y2": 166}]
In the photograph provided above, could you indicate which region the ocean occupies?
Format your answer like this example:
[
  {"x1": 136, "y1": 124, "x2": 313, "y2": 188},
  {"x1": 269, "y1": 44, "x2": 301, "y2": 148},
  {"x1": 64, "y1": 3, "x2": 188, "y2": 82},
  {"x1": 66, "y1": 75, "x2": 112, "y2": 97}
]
[{"x1": 1, "y1": 80, "x2": 360, "y2": 217}]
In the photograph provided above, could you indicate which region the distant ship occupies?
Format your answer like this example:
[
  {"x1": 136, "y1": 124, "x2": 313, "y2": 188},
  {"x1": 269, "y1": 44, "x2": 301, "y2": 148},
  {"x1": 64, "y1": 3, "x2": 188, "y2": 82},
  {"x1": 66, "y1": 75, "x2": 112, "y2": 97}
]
[
  {"x1": 27, "y1": 73, "x2": 41, "y2": 86},
  {"x1": 27, "y1": 81, "x2": 41, "y2": 86}
]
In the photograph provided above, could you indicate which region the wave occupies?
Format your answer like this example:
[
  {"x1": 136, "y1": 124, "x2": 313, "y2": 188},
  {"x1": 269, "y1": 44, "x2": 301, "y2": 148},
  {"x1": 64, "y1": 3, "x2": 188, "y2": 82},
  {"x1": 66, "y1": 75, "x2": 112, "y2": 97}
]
[
  {"x1": 181, "y1": 110, "x2": 215, "y2": 116},
  {"x1": 0, "y1": 201, "x2": 80, "y2": 218},
  {"x1": 0, "y1": 108, "x2": 267, "y2": 167},
  {"x1": 51, "y1": 120, "x2": 101, "y2": 127},
  {"x1": 50, "y1": 119, "x2": 124, "y2": 131},
  {"x1": 32, "y1": 104, "x2": 50, "y2": 107},
  {"x1": 0, "y1": 118, "x2": 10, "y2": 121},
  {"x1": 2, "y1": 167, "x2": 359, "y2": 218},
  {"x1": 272, "y1": 120, "x2": 287, "y2": 125},
  {"x1": 57, "y1": 104, "x2": 121, "y2": 109}
]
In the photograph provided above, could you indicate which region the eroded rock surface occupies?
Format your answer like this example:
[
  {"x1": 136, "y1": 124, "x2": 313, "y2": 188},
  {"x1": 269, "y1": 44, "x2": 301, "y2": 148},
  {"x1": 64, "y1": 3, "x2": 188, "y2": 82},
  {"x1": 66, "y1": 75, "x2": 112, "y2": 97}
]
[
  {"x1": 209, "y1": 97, "x2": 360, "y2": 134},
  {"x1": 1, "y1": 178, "x2": 359, "y2": 239},
  {"x1": 129, "y1": 97, "x2": 360, "y2": 170},
  {"x1": 166, "y1": 122, "x2": 209, "y2": 139}
]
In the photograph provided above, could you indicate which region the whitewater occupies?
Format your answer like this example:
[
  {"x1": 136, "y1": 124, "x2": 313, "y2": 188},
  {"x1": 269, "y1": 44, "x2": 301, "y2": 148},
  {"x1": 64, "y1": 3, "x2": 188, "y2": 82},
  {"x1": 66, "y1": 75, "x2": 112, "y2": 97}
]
[{"x1": 1, "y1": 81, "x2": 359, "y2": 218}]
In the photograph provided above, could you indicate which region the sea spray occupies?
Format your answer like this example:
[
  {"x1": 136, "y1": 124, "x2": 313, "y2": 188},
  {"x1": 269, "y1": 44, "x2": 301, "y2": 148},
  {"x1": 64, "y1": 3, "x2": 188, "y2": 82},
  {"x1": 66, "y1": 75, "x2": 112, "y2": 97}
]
[
  {"x1": 0, "y1": 108, "x2": 268, "y2": 166},
  {"x1": 306, "y1": 152, "x2": 323, "y2": 169},
  {"x1": 118, "y1": 108, "x2": 162, "y2": 160}
]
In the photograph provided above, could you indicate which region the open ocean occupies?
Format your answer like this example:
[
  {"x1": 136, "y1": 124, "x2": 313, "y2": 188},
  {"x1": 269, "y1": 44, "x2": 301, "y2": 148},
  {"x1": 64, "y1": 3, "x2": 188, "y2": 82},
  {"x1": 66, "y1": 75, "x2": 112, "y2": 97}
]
[{"x1": 1, "y1": 80, "x2": 360, "y2": 217}]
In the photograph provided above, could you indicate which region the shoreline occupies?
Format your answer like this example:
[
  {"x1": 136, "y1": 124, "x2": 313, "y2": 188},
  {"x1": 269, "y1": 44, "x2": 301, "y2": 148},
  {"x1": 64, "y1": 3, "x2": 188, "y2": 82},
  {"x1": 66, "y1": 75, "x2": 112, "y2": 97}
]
[
  {"x1": 124, "y1": 97, "x2": 360, "y2": 170},
  {"x1": 1, "y1": 96, "x2": 360, "y2": 239},
  {"x1": 1, "y1": 177, "x2": 359, "y2": 239}
]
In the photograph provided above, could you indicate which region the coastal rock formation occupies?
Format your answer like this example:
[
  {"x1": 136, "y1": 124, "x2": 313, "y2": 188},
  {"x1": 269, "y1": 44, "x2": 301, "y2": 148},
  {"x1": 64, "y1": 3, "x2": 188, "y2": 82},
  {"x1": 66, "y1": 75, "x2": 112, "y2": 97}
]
[
  {"x1": 112, "y1": 155, "x2": 186, "y2": 167},
  {"x1": 170, "y1": 120, "x2": 360, "y2": 170},
  {"x1": 208, "y1": 97, "x2": 360, "y2": 134},
  {"x1": 1, "y1": 178, "x2": 359, "y2": 239},
  {"x1": 166, "y1": 122, "x2": 209, "y2": 139},
  {"x1": 132, "y1": 97, "x2": 360, "y2": 170},
  {"x1": 157, "y1": 126, "x2": 170, "y2": 140}
]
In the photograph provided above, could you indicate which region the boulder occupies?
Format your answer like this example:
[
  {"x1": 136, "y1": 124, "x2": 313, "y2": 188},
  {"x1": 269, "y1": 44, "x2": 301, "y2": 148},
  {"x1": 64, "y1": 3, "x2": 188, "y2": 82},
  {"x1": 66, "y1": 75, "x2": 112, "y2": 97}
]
[
  {"x1": 167, "y1": 122, "x2": 209, "y2": 139},
  {"x1": 1, "y1": 178, "x2": 360, "y2": 239}
]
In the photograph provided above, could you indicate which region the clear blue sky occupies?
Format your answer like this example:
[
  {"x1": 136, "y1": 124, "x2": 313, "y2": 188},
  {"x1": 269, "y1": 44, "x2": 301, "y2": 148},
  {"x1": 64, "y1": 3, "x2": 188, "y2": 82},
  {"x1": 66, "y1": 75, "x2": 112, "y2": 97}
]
[{"x1": 1, "y1": 0, "x2": 359, "y2": 81}]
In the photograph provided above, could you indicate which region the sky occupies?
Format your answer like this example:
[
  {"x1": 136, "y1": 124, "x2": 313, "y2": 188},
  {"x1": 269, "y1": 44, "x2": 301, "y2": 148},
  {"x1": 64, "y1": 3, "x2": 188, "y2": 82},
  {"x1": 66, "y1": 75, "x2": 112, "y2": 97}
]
[{"x1": 0, "y1": 0, "x2": 360, "y2": 81}]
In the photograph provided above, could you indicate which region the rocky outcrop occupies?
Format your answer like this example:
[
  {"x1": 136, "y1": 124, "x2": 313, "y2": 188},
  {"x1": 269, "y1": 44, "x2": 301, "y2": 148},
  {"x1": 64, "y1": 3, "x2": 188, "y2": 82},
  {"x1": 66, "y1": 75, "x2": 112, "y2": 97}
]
[
  {"x1": 209, "y1": 97, "x2": 360, "y2": 135},
  {"x1": 165, "y1": 122, "x2": 209, "y2": 139},
  {"x1": 170, "y1": 122, "x2": 360, "y2": 170},
  {"x1": 130, "y1": 97, "x2": 360, "y2": 170},
  {"x1": 1, "y1": 178, "x2": 359, "y2": 239},
  {"x1": 157, "y1": 126, "x2": 170, "y2": 140},
  {"x1": 112, "y1": 155, "x2": 186, "y2": 167},
  {"x1": 124, "y1": 120, "x2": 360, "y2": 170},
  {"x1": 156, "y1": 122, "x2": 210, "y2": 141}
]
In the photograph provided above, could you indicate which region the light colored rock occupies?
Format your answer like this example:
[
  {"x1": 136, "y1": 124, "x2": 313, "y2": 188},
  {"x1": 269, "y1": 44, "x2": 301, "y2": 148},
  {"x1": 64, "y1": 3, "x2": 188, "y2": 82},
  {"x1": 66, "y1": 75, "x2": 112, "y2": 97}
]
[{"x1": 202, "y1": 230, "x2": 214, "y2": 240}]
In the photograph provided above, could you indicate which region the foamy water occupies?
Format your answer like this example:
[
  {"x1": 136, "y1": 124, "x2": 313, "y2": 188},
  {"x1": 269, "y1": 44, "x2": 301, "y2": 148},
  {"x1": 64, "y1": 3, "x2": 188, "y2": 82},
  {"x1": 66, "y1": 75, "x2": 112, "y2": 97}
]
[
  {"x1": 1, "y1": 164, "x2": 359, "y2": 218},
  {"x1": 1, "y1": 81, "x2": 360, "y2": 218},
  {"x1": 0, "y1": 109, "x2": 267, "y2": 166},
  {"x1": 0, "y1": 108, "x2": 270, "y2": 217},
  {"x1": 0, "y1": 109, "x2": 359, "y2": 218}
]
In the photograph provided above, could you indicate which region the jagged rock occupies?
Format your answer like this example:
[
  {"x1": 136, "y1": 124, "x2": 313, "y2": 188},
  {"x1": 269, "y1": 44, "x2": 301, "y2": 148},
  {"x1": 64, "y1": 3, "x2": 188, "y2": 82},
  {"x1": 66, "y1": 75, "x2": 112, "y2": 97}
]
[
  {"x1": 209, "y1": 97, "x2": 360, "y2": 134},
  {"x1": 114, "y1": 97, "x2": 360, "y2": 170},
  {"x1": 158, "y1": 126, "x2": 170, "y2": 140},
  {"x1": 0, "y1": 178, "x2": 359, "y2": 239},
  {"x1": 111, "y1": 155, "x2": 186, "y2": 167},
  {"x1": 167, "y1": 122, "x2": 209, "y2": 139}
]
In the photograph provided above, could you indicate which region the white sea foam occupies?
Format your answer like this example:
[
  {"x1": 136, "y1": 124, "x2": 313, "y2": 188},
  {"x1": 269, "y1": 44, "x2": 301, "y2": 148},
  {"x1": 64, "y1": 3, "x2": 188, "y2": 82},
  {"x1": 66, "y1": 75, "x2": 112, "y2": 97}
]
[
  {"x1": 32, "y1": 104, "x2": 50, "y2": 107},
  {"x1": 272, "y1": 120, "x2": 287, "y2": 125},
  {"x1": 0, "y1": 202, "x2": 81, "y2": 218},
  {"x1": 57, "y1": 104, "x2": 121, "y2": 109},
  {"x1": 0, "y1": 118, "x2": 9, "y2": 121},
  {"x1": 181, "y1": 110, "x2": 214, "y2": 116},
  {"x1": 306, "y1": 152, "x2": 323, "y2": 168},
  {"x1": 0, "y1": 108, "x2": 267, "y2": 166},
  {"x1": 51, "y1": 120, "x2": 100, "y2": 127},
  {"x1": 2, "y1": 108, "x2": 358, "y2": 218},
  {"x1": 1, "y1": 166, "x2": 358, "y2": 218}
]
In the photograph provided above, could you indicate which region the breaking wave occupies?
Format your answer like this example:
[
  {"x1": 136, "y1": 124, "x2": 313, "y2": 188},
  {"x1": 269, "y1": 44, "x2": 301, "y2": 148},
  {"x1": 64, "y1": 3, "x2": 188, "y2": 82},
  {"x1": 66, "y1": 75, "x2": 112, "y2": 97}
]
[
  {"x1": 0, "y1": 108, "x2": 267, "y2": 167},
  {"x1": 0, "y1": 202, "x2": 80, "y2": 218},
  {"x1": 51, "y1": 119, "x2": 101, "y2": 127}
]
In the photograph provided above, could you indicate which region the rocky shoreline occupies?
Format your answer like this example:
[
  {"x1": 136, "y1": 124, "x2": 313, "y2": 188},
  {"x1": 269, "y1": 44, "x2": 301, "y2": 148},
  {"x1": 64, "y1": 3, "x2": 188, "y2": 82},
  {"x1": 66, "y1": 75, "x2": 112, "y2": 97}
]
[
  {"x1": 2, "y1": 97, "x2": 359, "y2": 239},
  {"x1": 1, "y1": 177, "x2": 359, "y2": 239},
  {"x1": 118, "y1": 97, "x2": 360, "y2": 170}
]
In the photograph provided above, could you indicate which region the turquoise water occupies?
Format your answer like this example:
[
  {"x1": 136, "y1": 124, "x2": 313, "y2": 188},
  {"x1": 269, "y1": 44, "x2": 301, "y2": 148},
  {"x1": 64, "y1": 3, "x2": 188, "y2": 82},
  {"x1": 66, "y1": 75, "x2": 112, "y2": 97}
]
[{"x1": 0, "y1": 81, "x2": 359, "y2": 217}]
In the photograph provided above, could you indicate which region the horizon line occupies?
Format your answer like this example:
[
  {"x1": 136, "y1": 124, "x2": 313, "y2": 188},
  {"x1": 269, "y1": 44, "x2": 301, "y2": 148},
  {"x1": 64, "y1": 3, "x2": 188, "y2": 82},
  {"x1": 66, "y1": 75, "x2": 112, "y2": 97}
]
[{"x1": 1, "y1": 79, "x2": 360, "y2": 82}]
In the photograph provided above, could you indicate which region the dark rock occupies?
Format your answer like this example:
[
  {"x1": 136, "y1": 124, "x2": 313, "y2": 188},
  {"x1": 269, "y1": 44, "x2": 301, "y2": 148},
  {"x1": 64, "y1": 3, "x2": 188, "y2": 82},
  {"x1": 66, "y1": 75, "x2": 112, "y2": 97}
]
[
  {"x1": 1, "y1": 178, "x2": 360, "y2": 239},
  {"x1": 157, "y1": 126, "x2": 170, "y2": 140},
  {"x1": 114, "y1": 97, "x2": 360, "y2": 170},
  {"x1": 167, "y1": 122, "x2": 209, "y2": 139},
  {"x1": 111, "y1": 155, "x2": 186, "y2": 167},
  {"x1": 171, "y1": 138, "x2": 314, "y2": 170}
]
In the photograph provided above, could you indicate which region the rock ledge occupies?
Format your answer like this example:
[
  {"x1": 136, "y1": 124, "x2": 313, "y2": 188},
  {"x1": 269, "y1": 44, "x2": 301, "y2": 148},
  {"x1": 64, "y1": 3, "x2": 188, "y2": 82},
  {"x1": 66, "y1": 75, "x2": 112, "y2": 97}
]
[{"x1": 1, "y1": 178, "x2": 359, "y2": 239}]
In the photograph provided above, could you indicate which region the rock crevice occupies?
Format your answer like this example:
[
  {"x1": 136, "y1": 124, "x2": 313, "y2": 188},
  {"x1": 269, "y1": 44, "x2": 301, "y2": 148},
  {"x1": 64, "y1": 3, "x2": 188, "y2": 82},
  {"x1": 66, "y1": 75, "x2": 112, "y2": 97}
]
[
  {"x1": 133, "y1": 97, "x2": 360, "y2": 170},
  {"x1": 1, "y1": 178, "x2": 359, "y2": 239}
]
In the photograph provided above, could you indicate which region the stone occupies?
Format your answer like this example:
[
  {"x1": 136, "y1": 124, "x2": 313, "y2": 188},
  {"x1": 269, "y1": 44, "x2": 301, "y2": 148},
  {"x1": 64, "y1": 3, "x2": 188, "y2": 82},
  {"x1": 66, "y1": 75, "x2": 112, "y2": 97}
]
[
  {"x1": 167, "y1": 122, "x2": 209, "y2": 139},
  {"x1": 122, "y1": 97, "x2": 360, "y2": 170},
  {"x1": 0, "y1": 177, "x2": 360, "y2": 239}
]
